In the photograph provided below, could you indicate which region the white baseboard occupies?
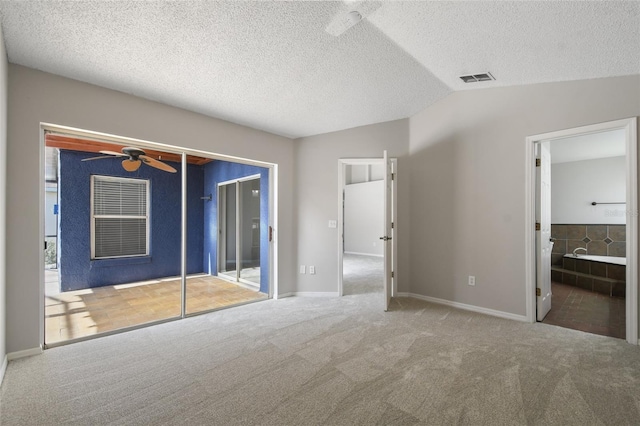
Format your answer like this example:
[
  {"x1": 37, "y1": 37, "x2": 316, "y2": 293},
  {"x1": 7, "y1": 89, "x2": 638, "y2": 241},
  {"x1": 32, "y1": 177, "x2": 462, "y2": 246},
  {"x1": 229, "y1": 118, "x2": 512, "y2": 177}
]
[
  {"x1": 398, "y1": 293, "x2": 528, "y2": 323},
  {"x1": 0, "y1": 355, "x2": 7, "y2": 386},
  {"x1": 280, "y1": 292, "x2": 339, "y2": 298},
  {"x1": 344, "y1": 251, "x2": 384, "y2": 258},
  {"x1": 7, "y1": 346, "x2": 43, "y2": 361}
]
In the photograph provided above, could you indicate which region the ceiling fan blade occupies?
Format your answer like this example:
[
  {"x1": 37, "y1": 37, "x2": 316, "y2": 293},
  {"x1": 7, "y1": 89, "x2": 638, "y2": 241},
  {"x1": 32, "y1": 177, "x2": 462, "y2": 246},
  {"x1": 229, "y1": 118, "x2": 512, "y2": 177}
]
[
  {"x1": 140, "y1": 155, "x2": 177, "y2": 173},
  {"x1": 122, "y1": 159, "x2": 142, "y2": 172},
  {"x1": 81, "y1": 155, "x2": 113, "y2": 161},
  {"x1": 100, "y1": 150, "x2": 129, "y2": 157}
]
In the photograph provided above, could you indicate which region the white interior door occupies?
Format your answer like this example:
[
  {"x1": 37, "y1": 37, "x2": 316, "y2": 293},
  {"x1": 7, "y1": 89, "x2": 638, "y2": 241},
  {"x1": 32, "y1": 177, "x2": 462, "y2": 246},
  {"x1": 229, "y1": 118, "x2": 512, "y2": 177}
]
[
  {"x1": 536, "y1": 141, "x2": 552, "y2": 321},
  {"x1": 382, "y1": 150, "x2": 392, "y2": 311}
]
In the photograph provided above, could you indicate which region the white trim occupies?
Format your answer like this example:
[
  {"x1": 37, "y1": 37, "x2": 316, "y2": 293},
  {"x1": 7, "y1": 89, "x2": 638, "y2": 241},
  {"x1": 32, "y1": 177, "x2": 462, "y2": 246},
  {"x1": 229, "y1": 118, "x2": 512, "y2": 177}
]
[
  {"x1": 270, "y1": 165, "x2": 278, "y2": 300},
  {"x1": 180, "y1": 153, "x2": 187, "y2": 318},
  {"x1": 217, "y1": 173, "x2": 261, "y2": 187},
  {"x1": 7, "y1": 346, "x2": 43, "y2": 361},
  {"x1": 283, "y1": 292, "x2": 339, "y2": 297},
  {"x1": 525, "y1": 118, "x2": 638, "y2": 345},
  {"x1": 39, "y1": 128, "x2": 46, "y2": 347},
  {"x1": 400, "y1": 293, "x2": 529, "y2": 322},
  {"x1": 338, "y1": 157, "x2": 398, "y2": 298},
  {"x1": 344, "y1": 251, "x2": 384, "y2": 258},
  {"x1": 625, "y1": 118, "x2": 638, "y2": 345},
  {"x1": 0, "y1": 355, "x2": 7, "y2": 386}
]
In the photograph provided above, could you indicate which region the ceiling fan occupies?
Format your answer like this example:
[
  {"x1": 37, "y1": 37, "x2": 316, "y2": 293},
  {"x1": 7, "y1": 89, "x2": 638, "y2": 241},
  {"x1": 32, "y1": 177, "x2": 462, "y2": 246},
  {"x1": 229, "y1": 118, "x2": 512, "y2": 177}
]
[{"x1": 82, "y1": 147, "x2": 177, "y2": 173}]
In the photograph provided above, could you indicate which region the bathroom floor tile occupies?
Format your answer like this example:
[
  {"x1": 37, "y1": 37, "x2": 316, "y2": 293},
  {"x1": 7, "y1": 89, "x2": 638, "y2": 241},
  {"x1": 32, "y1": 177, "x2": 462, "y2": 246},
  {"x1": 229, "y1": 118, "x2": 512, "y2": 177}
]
[{"x1": 542, "y1": 281, "x2": 625, "y2": 339}]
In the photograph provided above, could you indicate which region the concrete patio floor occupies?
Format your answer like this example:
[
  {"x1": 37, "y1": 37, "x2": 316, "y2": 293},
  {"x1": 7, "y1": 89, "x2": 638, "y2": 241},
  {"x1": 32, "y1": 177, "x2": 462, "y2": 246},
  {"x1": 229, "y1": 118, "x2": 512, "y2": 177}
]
[{"x1": 45, "y1": 270, "x2": 267, "y2": 344}]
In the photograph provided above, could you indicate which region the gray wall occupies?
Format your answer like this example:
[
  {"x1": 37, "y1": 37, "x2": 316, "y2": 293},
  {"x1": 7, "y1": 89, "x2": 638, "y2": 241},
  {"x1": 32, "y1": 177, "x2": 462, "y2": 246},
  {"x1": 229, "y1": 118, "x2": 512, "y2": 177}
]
[
  {"x1": 344, "y1": 180, "x2": 384, "y2": 256},
  {"x1": 0, "y1": 21, "x2": 8, "y2": 370},
  {"x1": 294, "y1": 119, "x2": 410, "y2": 294},
  {"x1": 6, "y1": 65, "x2": 295, "y2": 353},
  {"x1": 4, "y1": 62, "x2": 640, "y2": 353},
  {"x1": 409, "y1": 75, "x2": 640, "y2": 317},
  {"x1": 552, "y1": 156, "x2": 626, "y2": 225}
]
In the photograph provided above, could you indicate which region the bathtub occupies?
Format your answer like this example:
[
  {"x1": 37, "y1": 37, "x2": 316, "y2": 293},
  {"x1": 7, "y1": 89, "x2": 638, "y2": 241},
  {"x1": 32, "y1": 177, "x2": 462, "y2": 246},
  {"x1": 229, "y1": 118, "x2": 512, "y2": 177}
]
[{"x1": 563, "y1": 254, "x2": 626, "y2": 266}]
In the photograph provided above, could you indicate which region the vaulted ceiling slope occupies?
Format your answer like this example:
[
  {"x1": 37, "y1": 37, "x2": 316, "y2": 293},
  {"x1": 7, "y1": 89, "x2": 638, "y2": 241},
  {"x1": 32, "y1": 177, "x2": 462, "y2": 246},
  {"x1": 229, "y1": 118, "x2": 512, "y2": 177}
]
[{"x1": 0, "y1": 1, "x2": 638, "y2": 138}]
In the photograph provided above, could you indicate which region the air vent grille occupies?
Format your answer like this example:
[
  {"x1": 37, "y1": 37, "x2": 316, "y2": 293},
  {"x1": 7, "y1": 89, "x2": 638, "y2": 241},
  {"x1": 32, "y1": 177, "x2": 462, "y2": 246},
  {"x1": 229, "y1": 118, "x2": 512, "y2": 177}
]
[{"x1": 460, "y1": 72, "x2": 495, "y2": 83}]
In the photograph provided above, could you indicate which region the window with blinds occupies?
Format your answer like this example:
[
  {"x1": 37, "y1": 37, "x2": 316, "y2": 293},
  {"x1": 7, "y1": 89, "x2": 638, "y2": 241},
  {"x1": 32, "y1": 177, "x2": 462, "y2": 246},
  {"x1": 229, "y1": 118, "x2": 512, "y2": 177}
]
[{"x1": 91, "y1": 175, "x2": 149, "y2": 259}]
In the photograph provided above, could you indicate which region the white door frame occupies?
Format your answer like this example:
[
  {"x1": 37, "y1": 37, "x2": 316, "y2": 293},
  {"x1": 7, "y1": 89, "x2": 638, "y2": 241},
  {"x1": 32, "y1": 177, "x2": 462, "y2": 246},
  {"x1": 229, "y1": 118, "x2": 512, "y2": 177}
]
[
  {"x1": 39, "y1": 123, "x2": 279, "y2": 346},
  {"x1": 337, "y1": 158, "x2": 398, "y2": 297},
  {"x1": 524, "y1": 117, "x2": 638, "y2": 345}
]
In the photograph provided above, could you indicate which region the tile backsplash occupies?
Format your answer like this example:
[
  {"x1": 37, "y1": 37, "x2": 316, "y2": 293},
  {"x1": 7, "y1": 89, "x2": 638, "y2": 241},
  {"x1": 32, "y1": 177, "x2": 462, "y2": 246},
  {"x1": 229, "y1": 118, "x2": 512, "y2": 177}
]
[{"x1": 551, "y1": 224, "x2": 625, "y2": 266}]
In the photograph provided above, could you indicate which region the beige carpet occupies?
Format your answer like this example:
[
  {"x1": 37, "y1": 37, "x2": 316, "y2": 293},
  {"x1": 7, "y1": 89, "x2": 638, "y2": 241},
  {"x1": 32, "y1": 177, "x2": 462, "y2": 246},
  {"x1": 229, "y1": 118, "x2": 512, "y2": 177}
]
[{"x1": 1, "y1": 256, "x2": 640, "y2": 424}]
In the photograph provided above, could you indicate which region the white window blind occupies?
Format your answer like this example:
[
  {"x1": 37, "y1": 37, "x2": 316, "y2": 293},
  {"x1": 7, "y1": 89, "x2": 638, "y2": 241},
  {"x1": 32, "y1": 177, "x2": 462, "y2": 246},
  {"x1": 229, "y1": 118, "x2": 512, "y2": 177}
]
[{"x1": 91, "y1": 176, "x2": 149, "y2": 259}]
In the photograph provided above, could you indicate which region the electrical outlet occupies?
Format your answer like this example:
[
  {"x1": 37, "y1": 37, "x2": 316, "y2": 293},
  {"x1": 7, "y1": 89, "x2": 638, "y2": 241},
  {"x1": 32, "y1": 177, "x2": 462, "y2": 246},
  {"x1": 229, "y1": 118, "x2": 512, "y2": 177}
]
[
  {"x1": 468, "y1": 275, "x2": 475, "y2": 286},
  {"x1": 300, "y1": 265, "x2": 306, "y2": 274},
  {"x1": 309, "y1": 266, "x2": 316, "y2": 275}
]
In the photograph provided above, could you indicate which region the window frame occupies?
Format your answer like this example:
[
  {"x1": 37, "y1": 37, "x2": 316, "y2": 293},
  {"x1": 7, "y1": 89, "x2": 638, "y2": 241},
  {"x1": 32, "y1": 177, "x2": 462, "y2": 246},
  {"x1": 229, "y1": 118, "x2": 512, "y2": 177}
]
[{"x1": 90, "y1": 175, "x2": 150, "y2": 260}]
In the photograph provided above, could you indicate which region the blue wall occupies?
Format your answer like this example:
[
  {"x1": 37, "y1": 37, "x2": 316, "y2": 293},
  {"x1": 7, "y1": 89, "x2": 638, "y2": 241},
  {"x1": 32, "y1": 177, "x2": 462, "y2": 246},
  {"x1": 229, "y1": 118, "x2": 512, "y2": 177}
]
[
  {"x1": 59, "y1": 150, "x2": 204, "y2": 291},
  {"x1": 203, "y1": 161, "x2": 269, "y2": 293}
]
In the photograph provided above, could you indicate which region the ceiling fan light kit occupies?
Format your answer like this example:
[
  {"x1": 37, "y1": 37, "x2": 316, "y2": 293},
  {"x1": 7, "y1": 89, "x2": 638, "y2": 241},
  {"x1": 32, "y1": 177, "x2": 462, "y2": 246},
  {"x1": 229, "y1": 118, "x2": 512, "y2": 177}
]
[{"x1": 81, "y1": 146, "x2": 177, "y2": 173}]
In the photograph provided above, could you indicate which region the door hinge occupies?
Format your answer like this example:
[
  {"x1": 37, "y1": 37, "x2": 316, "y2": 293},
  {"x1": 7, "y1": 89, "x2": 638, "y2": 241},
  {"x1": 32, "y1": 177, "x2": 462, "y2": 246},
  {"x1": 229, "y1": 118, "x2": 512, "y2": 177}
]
[
  {"x1": 535, "y1": 222, "x2": 541, "y2": 231},
  {"x1": 391, "y1": 173, "x2": 395, "y2": 181},
  {"x1": 535, "y1": 158, "x2": 541, "y2": 167},
  {"x1": 391, "y1": 271, "x2": 394, "y2": 278},
  {"x1": 391, "y1": 222, "x2": 394, "y2": 229},
  {"x1": 536, "y1": 288, "x2": 541, "y2": 296}
]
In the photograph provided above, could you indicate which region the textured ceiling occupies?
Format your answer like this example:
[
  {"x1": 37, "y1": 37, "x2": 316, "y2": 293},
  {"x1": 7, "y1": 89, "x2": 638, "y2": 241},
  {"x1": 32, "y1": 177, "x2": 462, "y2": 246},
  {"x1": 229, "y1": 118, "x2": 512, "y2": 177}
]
[{"x1": 0, "y1": 1, "x2": 638, "y2": 138}]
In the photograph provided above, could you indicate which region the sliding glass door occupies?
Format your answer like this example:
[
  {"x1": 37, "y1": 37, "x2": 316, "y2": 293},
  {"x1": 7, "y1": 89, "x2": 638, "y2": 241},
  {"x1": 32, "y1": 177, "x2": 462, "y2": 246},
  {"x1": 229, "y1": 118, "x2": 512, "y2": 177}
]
[
  {"x1": 218, "y1": 175, "x2": 261, "y2": 286},
  {"x1": 218, "y1": 182, "x2": 238, "y2": 277}
]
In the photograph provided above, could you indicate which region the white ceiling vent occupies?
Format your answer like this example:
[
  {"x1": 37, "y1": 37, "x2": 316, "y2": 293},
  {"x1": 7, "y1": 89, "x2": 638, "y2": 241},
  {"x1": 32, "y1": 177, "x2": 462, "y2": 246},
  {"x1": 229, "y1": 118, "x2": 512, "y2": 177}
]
[{"x1": 459, "y1": 72, "x2": 495, "y2": 83}]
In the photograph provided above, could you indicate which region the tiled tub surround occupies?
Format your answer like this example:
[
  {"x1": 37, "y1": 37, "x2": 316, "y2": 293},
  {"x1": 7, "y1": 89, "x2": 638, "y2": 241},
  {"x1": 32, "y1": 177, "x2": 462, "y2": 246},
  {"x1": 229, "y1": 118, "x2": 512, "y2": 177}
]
[
  {"x1": 551, "y1": 255, "x2": 626, "y2": 297},
  {"x1": 551, "y1": 224, "x2": 625, "y2": 264},
  {"x1": 551, "y1": 225, "x2": 626, "y2": 298}
]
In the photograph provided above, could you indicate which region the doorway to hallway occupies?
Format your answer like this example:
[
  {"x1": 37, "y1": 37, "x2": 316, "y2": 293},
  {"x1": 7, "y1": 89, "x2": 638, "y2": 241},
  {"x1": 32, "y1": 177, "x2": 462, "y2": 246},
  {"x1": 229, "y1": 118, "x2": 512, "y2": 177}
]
[{"x1": 338, "y1": 156, "x2": 397, "y2": 310}]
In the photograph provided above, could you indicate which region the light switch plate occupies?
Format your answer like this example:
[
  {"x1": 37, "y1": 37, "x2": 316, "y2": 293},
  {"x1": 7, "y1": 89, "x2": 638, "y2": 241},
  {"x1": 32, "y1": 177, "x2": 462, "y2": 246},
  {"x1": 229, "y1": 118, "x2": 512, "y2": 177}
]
[{"x1": 328, "y1": 220, "x2": 337, "y2": 228}]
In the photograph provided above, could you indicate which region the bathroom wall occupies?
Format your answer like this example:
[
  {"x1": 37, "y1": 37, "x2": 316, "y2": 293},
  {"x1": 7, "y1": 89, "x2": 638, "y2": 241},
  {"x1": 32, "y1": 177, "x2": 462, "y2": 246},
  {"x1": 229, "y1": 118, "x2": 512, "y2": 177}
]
[
  {"x1": 551, "y1": 156, "x2": 626, "y2": 225},
  {"x1": 551, "y1": 224, "x2": 626, "y2": 266}
]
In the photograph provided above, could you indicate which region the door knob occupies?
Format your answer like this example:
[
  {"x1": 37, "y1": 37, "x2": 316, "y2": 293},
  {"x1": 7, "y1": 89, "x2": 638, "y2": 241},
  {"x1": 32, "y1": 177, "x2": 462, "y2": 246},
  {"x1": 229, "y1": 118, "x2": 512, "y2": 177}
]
[{"x1": 379, "y1": 236, "x2": 392, "y2": 241}]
